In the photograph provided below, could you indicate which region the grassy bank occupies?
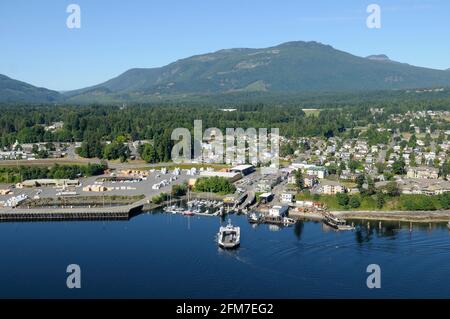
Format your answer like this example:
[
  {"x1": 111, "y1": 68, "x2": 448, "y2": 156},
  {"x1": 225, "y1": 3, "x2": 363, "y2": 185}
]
[{"x1": 296, "y1": 192, "x2": 450, "y2": 211}]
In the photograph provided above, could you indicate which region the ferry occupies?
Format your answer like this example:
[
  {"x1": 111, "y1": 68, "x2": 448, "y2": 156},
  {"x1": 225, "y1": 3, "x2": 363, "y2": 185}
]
[{"x1": 217, "y1": 220, "x2": 240, "y2": 249}]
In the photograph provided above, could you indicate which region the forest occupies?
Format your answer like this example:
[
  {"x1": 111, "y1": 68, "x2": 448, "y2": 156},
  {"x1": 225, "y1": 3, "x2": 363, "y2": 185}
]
[{"x1": 0, "y1": 94, "x2": 449, "y2": 162}]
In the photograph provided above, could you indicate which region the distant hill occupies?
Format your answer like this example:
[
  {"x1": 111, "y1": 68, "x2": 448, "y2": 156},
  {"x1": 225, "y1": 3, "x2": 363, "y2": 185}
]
[
  {"x1": 64, "y1": 41, "x2": 450, "y2": 103},
  {"x1": 0, "y1": 74, "x2": 61, "y2": 103}
]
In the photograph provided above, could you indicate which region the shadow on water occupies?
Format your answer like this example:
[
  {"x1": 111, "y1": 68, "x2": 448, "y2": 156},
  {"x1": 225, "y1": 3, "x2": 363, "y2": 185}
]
[{"x1": 293, "y1": 220, "x2": 304, "y2": 240}]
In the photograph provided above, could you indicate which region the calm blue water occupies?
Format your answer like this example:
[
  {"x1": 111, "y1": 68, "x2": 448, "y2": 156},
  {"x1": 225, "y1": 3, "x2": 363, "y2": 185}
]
[{"x1": 0, "y1": 212, "x2": 449, "y2": 298}]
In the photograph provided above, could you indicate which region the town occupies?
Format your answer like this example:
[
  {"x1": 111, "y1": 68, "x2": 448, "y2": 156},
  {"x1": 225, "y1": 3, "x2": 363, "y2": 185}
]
[{"x1": 0, "y1": 108, "x2": 449, "y2": 227}]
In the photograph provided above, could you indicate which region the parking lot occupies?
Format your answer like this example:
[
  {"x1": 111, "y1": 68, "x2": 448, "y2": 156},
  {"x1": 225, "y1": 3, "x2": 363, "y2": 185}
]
[{"x1": 0, "y1": 168, "x2": 194, "y2": 207}]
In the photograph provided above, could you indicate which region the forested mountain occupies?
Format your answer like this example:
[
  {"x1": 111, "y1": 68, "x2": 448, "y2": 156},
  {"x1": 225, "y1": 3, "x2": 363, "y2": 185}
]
[
  {"x1": 3, "y1": 41, "x2": 450, "y2": 104},
  {"x1": 64, "y1": 41, "x2": 450, "y2": 103},
  {"x1": 0, "y1": 74, "x2": 61, "y2": 103}
]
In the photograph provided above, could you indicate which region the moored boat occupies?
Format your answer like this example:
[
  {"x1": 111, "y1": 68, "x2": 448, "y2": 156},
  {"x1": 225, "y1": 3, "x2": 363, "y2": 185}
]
[
  {"x1": 248, "y1": 211, "x2": 261, "y2": 224},
  {"x1": 323, "y1": 214, "x2": 355, "y2": 231},
  {"x1": 282, "y1": 217, "x2": 296, "y2": 226}
]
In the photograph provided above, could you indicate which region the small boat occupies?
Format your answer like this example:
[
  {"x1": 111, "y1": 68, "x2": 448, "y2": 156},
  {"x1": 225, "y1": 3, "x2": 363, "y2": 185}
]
[
  {"x1": 164, "y1": 204, "x2": 180, "y2": 214},
  {"x1": 248, "y1": 212, "x2": 261, "y2": 224},
  {"x1": 282, "y1": 217, "x2": 296, "y2": 226},
  {"x1": 323, "y1": 214, "x2": 355, "y2": 231},
  {"x1": 182, "y1": 209, "x2": 194, "y2": 216},
  {"x1": 217, "y1": 220, "x2": 240, "y2": 249},
  {"x1": 447, "y1": 222, "x2": 450, "y2": 230}
]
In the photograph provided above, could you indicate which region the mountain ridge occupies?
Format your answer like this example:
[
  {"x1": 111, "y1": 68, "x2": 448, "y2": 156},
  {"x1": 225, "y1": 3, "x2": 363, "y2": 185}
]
[
  {"x1": 64, "y1": 41, "x2": 450, "y2": 102},
  {"x1": 2, "y1": 40, "x2": 450, "y2": 103},
  {"x1": 0, "y1": 74, "x2": 61, "y2": 103}
]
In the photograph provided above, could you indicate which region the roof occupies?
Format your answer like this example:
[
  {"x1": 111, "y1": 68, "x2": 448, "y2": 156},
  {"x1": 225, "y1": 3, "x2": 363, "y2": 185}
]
[
  {"x1": 199, "y1": 171, "x2": 240, "y2": 179},
  {"x1": 231, "y1": 164, "x2": 254, "y2": 171}
]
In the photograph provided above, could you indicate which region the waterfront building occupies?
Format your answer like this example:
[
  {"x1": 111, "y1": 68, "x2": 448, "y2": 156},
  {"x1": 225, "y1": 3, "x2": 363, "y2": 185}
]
[
  {"x1": 280, "y1": 193, "x2": 294, "y2": 203},
  {"x1": 268, "y1": 205, "x2": 289, "y2": 217}
]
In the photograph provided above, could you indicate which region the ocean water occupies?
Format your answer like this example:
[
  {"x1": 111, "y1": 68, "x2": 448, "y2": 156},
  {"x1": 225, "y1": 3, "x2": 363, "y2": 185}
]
[{"x1": 0, "y1": 212, "x2": 449, "y2": 298}]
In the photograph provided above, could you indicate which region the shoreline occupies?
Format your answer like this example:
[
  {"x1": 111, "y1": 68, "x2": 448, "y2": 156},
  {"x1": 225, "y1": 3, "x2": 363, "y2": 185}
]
[
  {"x1": 331, "y1": 210, "x2": 450, "y2": 223},
  {"x1": 289, "y1": 209, "x2": 450, "y2": 223}
]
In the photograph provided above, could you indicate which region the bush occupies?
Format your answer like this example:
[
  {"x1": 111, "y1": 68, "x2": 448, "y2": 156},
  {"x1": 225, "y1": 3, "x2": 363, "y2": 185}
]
[
  {"x1": 193, "y1": 177, "x2": 236, "y2": 194},
  {"x1": 401, "y1": 195, "x2": 436, "y2": 211},
  {"x1": 336, "y1": 193, "x2": 349, "y2": 207},
  {"x1": 172, "y1": 184, "x2": 187, "y2": 197},
  {"x1": 349, "y1": 196, "x2": 361, "y2": 208}
]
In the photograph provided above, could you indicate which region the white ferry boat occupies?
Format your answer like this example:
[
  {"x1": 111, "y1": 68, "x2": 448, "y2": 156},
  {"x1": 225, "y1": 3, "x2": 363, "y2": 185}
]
[{"x1": 217, "y1": 220, "x2": 240, "y2": 249}]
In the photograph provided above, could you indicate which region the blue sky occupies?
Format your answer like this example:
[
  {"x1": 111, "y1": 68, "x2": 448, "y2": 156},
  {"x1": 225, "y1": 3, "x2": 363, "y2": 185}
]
[{"x1": 0, "y1": 0, "x2": 449, "y2": 91}]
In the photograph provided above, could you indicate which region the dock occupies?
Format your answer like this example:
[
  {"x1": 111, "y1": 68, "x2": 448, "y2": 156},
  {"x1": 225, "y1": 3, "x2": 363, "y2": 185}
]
[{"x1": 0, "y1": 201, "x2": 144, "y2": 222}]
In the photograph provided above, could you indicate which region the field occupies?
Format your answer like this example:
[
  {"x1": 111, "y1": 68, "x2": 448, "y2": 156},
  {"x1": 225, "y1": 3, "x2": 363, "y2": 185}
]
[{"x1": 302, "y1": 108, "x2": 321, "y2": 117}]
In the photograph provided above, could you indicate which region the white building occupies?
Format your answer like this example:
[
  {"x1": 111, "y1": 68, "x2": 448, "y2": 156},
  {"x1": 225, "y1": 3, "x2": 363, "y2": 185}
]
[
  {"x1": 280, "y1": 193, "x2": 294, "y2": 203},
  {"x1": 268, "y1": 205, "x2": 289, "y2": 217}
]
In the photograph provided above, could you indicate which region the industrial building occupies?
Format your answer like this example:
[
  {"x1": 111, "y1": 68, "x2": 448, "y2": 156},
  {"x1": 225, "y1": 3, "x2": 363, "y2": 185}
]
[{"x1": 230, "y1": 164, "x2": 255, "y2": 176}]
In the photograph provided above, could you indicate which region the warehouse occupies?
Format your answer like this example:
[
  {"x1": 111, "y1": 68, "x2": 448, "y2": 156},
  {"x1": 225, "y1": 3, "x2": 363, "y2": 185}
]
[{"x1": 230, "y1": 164, "x2": 255, "y2": 176}]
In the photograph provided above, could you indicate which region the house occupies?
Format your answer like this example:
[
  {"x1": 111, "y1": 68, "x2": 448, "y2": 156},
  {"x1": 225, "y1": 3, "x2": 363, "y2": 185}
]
[
  {"x1": 303, "y1": 175, "x2": 318, "y2": 188},
  {"x1": 305, "y1": 166, "x2": 328, "y2": 179},
  {"x1": 406, "y1": 166, "x2": 439, "y2": 179},
  {"x1": 398, "y1": 178, "x2": 450, "y2": 195},
  {"x1": 321, "y1": 181, "x2": 346, "y2": 195}
]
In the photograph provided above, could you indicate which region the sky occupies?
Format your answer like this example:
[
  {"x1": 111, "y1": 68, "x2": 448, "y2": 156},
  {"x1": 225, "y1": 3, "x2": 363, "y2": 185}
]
[{"x1": 0, "y1": 0, "x2": 449, "y2": 91}]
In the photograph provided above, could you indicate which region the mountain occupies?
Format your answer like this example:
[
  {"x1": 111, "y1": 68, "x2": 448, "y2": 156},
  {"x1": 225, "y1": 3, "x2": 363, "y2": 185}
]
[
  {"x1": 365, "y1": 54, "x2": 392, "y2": 62},
  {"x1": 64, "y1": 41, "x2": 450, "y2": 103},
  {"x1": 0, "y1": 74, "x2": 61, "y2": 103}
]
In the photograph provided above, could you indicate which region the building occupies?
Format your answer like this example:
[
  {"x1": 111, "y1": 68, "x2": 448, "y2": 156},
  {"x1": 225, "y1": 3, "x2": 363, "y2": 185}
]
[
  {"x1": 82, "y1": 185, "x2": 109, "y2": 192},
  {"x1": 303, "y1": 175, "x2": 318, "y2": 188},
  {"x1": 0, "y1": 189, "x2": 12, "y2": 195},
  {"x1": 321, "y1": 181, "x2": 346, "y2": 195},
  {"x1": 256, "y1": 175, "x2": 281, "y2": 192},
  {"x1": 199, "y1": 171, "x2": 242, "y2": 183},
  {"x1": 280, "y1": 193, "x2": 294, "y2": 203},
  {"x1": 230, "y1": 164, "x2": 255, "y2": 176},
  {"x1": 268, "y1": 205, "x2": 289, "y2": 217},
  {"x1": 16, "y1": 179, "x2": 80, "y2": 188},
  {"x1": 406, "y1": 167, "x2": 439, "y2": 179},
  {"x1": 398, "y1": 178, "x2": 450, "y2": 195},
  {"x1": 306, "y1": 166, "x2": 328, "y2": 179},
  {"x1": 259, "y1": 192, "x2": 274, "y2": 204}
]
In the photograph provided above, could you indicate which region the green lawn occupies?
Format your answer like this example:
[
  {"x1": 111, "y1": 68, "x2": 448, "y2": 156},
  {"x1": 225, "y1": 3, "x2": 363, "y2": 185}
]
[{"x1": 295, "y1": 192, "x2": 449, "y2": 211}]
